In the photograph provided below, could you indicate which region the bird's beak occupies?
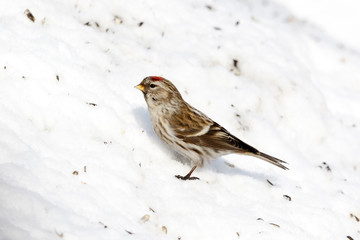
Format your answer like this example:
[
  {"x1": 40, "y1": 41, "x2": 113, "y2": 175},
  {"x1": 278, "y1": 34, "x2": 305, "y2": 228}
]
[{"x1": 135, "y1": 84, "x2": 145, "y2": 92}]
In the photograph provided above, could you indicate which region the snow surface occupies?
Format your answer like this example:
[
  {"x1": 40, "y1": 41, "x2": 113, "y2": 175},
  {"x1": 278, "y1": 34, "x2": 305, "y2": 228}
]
[
  {"x1": 1, "y1": 0, "x2": 360, "y2": 239},
  {"x1": 274, "y1": 0, "x2": 360, "y2": 52}
]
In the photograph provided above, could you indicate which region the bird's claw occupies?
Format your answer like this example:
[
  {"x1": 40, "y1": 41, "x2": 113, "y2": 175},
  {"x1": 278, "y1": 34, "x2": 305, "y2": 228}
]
[{"x1": 175, "y1": 175, "x2": 200, "y2": 181}]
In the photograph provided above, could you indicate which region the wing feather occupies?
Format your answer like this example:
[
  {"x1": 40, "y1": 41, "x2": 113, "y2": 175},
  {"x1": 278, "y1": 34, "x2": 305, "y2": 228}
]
[{"x1": 181, "y1": 122, "x2": 259, "y2": 153}]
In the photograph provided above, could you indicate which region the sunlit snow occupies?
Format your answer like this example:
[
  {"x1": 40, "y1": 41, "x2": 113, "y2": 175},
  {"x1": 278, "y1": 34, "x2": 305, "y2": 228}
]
[{"x1": 1, "y1": 0, "x2": 359, "y2": 239}]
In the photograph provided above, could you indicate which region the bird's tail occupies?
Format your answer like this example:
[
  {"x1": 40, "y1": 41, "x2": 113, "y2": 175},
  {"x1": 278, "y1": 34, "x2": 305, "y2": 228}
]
[
  {"x1": 223, "y1": 128, "x2": 289, "y2": 170},
  {"x1": 254, "y1": 151, "x2": 289, "y2": 170}
]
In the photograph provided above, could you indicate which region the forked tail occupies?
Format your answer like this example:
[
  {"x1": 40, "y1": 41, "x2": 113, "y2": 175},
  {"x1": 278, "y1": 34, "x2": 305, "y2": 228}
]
[
  {"x1": 255, "y1": 152, "x2": 289, "y2": 170},
  {"x1": 222, "y1": 126, "x2": 289, "y2": 170}
]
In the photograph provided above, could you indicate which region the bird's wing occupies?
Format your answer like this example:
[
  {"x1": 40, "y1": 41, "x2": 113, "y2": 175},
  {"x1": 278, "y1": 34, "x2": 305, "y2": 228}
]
[
  {"x1": 169, "y1": 104, "x2": 256, "y2": 152},
  {"x1": 169, "y1": 106, "x2": 214, "y2": 137},
  {"x1": 179, "y1": 121, "x2": 259, "y2": 154}
]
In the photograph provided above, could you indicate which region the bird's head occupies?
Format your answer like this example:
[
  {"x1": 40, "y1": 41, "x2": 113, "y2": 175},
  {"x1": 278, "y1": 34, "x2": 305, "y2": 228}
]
[{"x1": 135, "y1": 76, "x2": 183, "y2": 108}]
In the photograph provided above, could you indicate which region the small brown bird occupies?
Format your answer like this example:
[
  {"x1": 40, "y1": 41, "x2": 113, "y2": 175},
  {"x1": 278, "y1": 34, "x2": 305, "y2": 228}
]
[{"x1": 135, "y1": 76, "x2": 288, "y2": 180}]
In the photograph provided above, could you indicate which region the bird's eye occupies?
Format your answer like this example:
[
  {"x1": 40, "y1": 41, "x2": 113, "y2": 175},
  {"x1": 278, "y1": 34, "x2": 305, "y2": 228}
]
[{"x1": 150, "y1": 84, "x2": 156, "y2": 88}]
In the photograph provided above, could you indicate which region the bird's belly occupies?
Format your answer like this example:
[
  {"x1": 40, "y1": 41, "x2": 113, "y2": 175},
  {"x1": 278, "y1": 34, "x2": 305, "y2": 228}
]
[{"x1": 159, "y1": 131, "x2": 221, "y2": 166}]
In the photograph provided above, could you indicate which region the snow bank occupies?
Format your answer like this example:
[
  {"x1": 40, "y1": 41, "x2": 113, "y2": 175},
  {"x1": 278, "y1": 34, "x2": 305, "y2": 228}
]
[{"x1": 0, "y1": 0, "x2": 359, "y2": 239}]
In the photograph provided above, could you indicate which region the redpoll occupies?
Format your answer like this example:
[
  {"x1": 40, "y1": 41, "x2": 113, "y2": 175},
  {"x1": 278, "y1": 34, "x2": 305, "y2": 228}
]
[{"x1": 135, "y1": 76, "x2": 288, "y2": 180}]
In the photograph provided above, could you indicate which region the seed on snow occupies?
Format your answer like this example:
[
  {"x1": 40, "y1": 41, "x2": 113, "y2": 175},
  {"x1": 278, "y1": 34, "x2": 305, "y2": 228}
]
[
  {"x1": 140, "y1": 214, "x2": 150, "y2": 223},
  {"x1": 24, "y1": 9, "x2": 35, "y2": 22},
  {"x1": 114, "y1": 16, "x2": 123, "y2": 24},
  {"x1": 350, "y1": 213, "x2": 359, "y2": 222},
  {"x1": 125, "y1": 230, "x2": 133, "y2": 235},
  {"x1": 225, "y1": 162, "x2": 235, "y2": 168},
  {"x1": 269, "y1": 223, "x2": 280, "y2": 228},
  {"x1": 266, "y1": 179, "x2": 274, "y2": 186},
  {"x1": 162, "y1": 226, "x2": 167, "y2": 234},
  {"x1": 283, "y1": 195, "x2": 292, "y2": 201}
]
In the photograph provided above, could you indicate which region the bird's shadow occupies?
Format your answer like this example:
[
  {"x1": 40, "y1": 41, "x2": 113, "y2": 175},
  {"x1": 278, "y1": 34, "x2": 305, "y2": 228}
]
[
  {"x1": 133, "y1": 107, "x2": 272, "y2": 183},
  {"x1": 209, "y1": 158, "x2": 273, "y2": 183},
  {"x1": 133, "y1": 107, "x2": 153, "y2": 133},
  {"x1": 132, "y1": 106, "x2": 175, "y2": 151}
]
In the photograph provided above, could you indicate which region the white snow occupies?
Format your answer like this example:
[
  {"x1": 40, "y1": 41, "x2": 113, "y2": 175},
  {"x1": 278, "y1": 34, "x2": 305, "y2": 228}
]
[
  {"x1": 273, "y1": 0, "x2": 360, "y2": 52},
  {"x1": 1, "y1": 0, "x2": 360, "y2": 239}
]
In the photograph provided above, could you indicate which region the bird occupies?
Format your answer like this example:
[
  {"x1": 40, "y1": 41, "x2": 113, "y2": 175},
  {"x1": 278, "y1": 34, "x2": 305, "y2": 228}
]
[{"x1": 135, "y1": 76, "x2": 288, "y2": 180}]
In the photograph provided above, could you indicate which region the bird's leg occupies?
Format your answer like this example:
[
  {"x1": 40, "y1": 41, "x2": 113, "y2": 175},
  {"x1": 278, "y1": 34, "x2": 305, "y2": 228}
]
[{"x1": 175, "y1": 166, "x2": 199, "y2": 180}]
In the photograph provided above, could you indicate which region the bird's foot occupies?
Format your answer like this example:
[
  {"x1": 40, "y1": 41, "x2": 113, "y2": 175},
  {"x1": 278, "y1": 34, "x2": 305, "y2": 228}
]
[
  {"x1": 175, "y1": 175, "x2": 200, "y2": 181},
  {"x1": 175, "y1": 166, "x2": 199, "y2": 180}
]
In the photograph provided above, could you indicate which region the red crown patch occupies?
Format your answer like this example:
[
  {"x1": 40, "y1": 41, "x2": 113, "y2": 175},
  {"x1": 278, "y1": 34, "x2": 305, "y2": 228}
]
[{"x1": 150, "y1": 76, "x2": 163, "y2": 81}]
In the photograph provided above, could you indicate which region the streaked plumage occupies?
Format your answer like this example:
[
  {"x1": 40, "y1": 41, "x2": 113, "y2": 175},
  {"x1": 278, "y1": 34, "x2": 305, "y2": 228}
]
[{"x1": 135, "y1": 76, "x2": 288, "y2": 180}]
